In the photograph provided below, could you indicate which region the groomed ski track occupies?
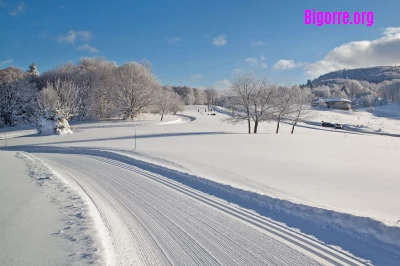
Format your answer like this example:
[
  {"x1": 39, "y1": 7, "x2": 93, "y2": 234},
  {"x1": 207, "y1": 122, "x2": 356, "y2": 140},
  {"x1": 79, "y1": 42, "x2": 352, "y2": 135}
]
[{"x1": 32, "y1": 150, "x2": 365, "y2": 266}]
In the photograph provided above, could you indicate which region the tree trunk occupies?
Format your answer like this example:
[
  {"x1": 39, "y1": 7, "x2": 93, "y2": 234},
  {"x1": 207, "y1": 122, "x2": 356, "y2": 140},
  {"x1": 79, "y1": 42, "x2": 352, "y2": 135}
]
[
  {"x1": 161, "y1": 113, "x2": 164, "y2": 121},
  {"x1": 291, "y1": 120, "x2": 297, "y2": 134},
  {"x1": 208, "y1": 103, "x2": 210, "y2": 112},
  {"x1": 254, "y1": 120, "x2": 258, "y2": 133},
  {"x1": 248, "y1": 117, "x2": 251, "y2": 134},
  {"x1": 291, "y1": 112, "x2": 301, "y2": 134},
  {"x1": 276, "y1": 116, "x2": 281, "y2": 134}
]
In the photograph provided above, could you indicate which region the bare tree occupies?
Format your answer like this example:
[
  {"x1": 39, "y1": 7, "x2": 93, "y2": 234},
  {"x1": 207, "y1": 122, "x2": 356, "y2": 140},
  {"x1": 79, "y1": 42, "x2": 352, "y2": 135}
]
[
  {"x1": 114, "y1": 62, "x2": 161, "y2": 120},
  {"x1": 289, "y1": 87, "x2": 313, "y2": 134},
  {"x1": 226, "y1": 73, "x2": 253, "y2": 133},
  {"x1": 225, "y1": 72, "x2": 275, "y2": 133},
  {"x1": 273, "y1": 86, "x2": 294, "y2": 134},
  {"x1": 204, "y1": 87, "x2": 217, "y2": 111},
  {"x1": 250, "y1": 81, "x2": 276, "y2": 133}
]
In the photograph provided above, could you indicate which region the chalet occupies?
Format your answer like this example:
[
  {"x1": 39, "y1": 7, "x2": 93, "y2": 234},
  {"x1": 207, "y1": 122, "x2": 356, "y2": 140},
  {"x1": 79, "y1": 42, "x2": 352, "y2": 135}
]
[{"x1": 312, "y1": 98, "x2": 352, "y2": 110}]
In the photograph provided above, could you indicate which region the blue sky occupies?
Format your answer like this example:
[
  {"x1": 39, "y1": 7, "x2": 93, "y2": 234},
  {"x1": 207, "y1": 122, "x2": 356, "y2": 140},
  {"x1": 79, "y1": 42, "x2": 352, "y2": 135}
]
[{"x1": 1, "y1": 0, "x2": 400, "y2": 88}]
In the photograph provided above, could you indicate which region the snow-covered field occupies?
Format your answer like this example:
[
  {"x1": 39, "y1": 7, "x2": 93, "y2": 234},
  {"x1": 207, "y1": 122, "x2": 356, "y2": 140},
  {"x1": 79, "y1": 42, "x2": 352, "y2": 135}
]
[{"x1": 1, "y1": 105, "x2": 400, "y2": 265}]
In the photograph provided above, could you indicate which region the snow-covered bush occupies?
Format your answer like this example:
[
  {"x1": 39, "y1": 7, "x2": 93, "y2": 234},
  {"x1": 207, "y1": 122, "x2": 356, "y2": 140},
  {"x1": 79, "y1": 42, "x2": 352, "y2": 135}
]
[{"x1": 37, "y1": 110, "x2": 72, "y2": 135}]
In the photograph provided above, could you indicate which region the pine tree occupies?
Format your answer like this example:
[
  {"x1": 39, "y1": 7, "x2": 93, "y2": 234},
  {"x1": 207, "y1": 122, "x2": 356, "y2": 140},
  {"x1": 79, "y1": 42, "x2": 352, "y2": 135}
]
[
  {"x1": 306, "y1": 79, "x2": 313, "y2": 88},
  {"x1": 27, "y1": 62, "x2": 39, "y2": 76}
]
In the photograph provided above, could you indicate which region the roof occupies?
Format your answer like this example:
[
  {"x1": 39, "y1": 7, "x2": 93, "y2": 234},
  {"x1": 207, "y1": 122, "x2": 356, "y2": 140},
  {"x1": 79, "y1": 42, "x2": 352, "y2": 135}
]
[{"x1": 313, "y1": 98, "x2": 351, "y2": 103}]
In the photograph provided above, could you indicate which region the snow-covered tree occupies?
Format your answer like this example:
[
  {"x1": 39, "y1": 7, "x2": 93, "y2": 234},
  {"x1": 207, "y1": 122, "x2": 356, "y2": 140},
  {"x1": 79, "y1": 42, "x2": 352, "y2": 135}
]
[
  {"x1": 76, "y1": 58, "x2": 117, "y2": 119},
  {"x1": 204, "y1": 87, "x2": 217, "y2": 111},
  {"x1": 378, "y1": 79, "x2": 400, "y2": 103},
  {"x1": 0, "y1": 67, "x2": 26, "y2": 82},
  {"x1": 114, "y1": 62, "x2": 161, "y2": 120},
  {"x1": 193, "y1": 88, "x2": 206, "y2": 105},
  {"x1": 38, "y1": 79, "x2": 80, "y2": 120},
  {"x1": 27, "y1": 62, "x2": 39, "y2": 76},
  {"x1": 312, "y1": 85, "x2": 331, "y2": 98},
  {"x1": 344, "y1": 80, "x2": 363, "y2": 99},
  {"x1": 183, "y1": 89, "x2": 195, "y2": 105},
  {"x1": 170, "y1": 92, "x2": 184, "y2": 115},
  {"x1": 153, "y1": 85, "x2": 183, "y2": 121},
  {"x1": 0, "y1": 79, "x2": 36, "y2": 125}
]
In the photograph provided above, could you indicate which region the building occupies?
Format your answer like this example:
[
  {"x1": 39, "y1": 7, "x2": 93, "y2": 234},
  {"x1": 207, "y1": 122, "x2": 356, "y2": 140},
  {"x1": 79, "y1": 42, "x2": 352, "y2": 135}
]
[{"x1": 312, "y1": 98, "x2": 352, "y2": 110}]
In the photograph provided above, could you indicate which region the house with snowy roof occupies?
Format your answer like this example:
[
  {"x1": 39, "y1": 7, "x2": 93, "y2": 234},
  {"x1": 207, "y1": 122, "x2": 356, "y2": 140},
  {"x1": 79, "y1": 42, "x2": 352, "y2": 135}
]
[{"x1": 312, "y1": 98, "x2": 352, "y2": 110}]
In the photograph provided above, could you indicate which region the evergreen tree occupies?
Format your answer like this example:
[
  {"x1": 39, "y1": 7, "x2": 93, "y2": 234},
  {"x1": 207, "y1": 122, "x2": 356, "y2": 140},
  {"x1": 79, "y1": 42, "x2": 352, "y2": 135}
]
[
  {"x1": 27, "y1": 62, "x2": 39, "y2": 76},
  {"x1": 306, "y1": 79, "x2": 313, "y2": 88}
]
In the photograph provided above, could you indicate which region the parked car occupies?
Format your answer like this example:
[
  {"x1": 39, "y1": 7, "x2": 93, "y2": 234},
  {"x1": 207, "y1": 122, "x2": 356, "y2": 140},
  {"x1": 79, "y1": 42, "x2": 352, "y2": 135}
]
[
  {"x1": 322, "y1": 121, "x2": 343, "y2": 129},
  {"x1": 322, "y1": 121, "x2": 335, "y2": 128}
]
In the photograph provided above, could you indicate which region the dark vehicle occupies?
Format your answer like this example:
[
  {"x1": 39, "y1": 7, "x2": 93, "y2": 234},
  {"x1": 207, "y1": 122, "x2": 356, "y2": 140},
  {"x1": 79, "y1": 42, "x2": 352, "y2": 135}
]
[
  {"x1": 322, "y1": 121, "x2": 343, "y2": 129},
  {"x1": 334, "y1": 123, "x2": 343, "y2": 129}
]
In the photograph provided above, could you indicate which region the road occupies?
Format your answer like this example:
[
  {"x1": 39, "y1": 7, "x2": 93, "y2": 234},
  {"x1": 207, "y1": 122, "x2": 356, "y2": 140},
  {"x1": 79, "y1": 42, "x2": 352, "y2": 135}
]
[{"x1": 33, "y1": 151, "x2": 364, "y2": 266}]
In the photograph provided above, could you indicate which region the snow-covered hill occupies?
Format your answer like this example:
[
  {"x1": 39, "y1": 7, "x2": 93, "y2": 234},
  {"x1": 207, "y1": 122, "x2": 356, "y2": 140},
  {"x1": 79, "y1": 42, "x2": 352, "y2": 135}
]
[{"x1": 313, "y1": 66, "x2": 400, "y2": 84}]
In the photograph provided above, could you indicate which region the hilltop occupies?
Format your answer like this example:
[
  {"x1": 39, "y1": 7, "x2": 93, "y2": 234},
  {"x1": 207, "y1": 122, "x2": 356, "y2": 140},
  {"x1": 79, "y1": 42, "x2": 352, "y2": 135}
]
[{"x1": 312, "y1": 66, "x2": 400, "y2": 84}]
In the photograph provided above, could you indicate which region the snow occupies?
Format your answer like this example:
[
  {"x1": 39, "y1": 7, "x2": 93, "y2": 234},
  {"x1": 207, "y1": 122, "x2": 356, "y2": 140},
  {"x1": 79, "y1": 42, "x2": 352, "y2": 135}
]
[
  {"x1": 1, "y1": 105, "x2": 400, "y2": 265},
  {"x1": 0, "y1": 151, "x2": 107, "y2": 265},
  {"x1": 309, "y1": 103, "x2": 400, "y2": 136}
]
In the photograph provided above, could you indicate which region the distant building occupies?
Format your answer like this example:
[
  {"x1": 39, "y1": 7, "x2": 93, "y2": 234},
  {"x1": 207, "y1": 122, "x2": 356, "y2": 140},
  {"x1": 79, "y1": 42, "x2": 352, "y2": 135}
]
[{"x1": 312, "y1": 98, "x2": 352, "y2": 110}]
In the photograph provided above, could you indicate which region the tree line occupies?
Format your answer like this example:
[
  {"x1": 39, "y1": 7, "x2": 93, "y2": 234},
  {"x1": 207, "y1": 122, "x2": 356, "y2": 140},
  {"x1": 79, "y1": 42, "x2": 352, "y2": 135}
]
[
  {"x1": 0, "y1": 58, "x2": 188, "y2": 126},
  {"x1": 304, "y1": 78, "x2": 400, "y2": 107}
]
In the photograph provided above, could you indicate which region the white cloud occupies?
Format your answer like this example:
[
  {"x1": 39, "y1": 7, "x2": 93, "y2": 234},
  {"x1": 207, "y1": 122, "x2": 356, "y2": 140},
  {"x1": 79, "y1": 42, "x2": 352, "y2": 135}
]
[
  {"x1": 9, "y1": 2, "x2": 26, "y2": 17},
  {"x1": 305, "y1": 27, "x2": 400, "y2": 78},
  {"x1": 244, "y1": 57, "x2": 258, "y2": 66},
  {"x1": 191, "y1": 73, "x2": 202, "y2": 81},
  {"x1": 244, "y1": 56, "x2": 268, "y2": 68},
  {"x1": 169, "y1": 37, "x2": 181, "y2": 43},
  {"x1": 273, "y1": 59, "x2": 302, "y2": 70},
  {"x1": 251, "y1": 41, "x2": 265, "y2": 46},
  {"x1": 213, "y1": 79, "x2": 231, "y2": 89},
  {"x1": 0, "y1": 59, "x2": 13, "y2": 66},
  {"x1": 77, "y1": 44, "x2": 99, "y2": 53},
  {"x1": 213, "y1": 34, "x2": 227, "y2": 47},
  {"x1": 58, "y1": 30, "x2": 93, "y2": 44}
]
